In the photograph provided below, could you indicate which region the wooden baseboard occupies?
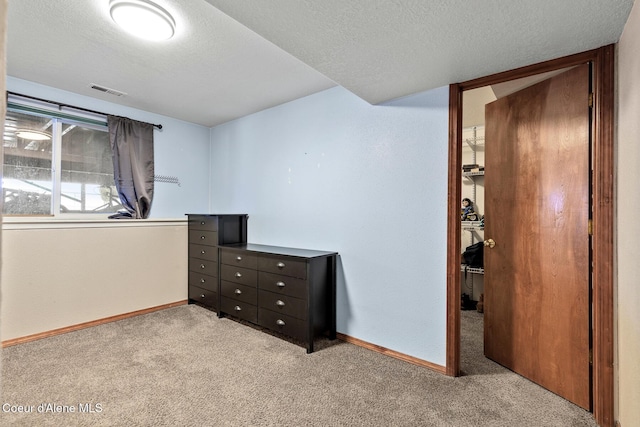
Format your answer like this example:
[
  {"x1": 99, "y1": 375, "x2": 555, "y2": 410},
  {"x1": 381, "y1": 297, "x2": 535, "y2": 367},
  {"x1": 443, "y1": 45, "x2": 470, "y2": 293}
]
[
  {"x1": 4, "y1": 303, "x2": 444, "y2": 376},
  {"x1": 336, "y1": 332, "x2": 446, "y2": 374},
  {"x1": 1, "y1": 300, "x2": 188, "y2": 348}
]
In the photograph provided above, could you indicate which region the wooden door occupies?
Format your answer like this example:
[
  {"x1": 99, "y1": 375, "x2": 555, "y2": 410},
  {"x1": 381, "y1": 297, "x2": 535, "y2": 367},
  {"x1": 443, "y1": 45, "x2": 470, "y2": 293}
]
[{"x1": 483, "y1": 64, "x2": 591, "y2": 410}]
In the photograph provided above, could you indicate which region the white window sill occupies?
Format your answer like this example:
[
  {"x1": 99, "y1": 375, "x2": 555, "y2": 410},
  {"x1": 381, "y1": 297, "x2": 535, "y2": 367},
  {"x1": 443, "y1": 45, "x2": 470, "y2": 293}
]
[{"x1": 2, "y1": 216, "x2": 187, "y2": 230}]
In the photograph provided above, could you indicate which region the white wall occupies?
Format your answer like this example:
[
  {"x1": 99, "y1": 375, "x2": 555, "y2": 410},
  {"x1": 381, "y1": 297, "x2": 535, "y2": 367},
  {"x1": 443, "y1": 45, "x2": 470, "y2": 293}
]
[
  {"x1": 1, "y1": 222, "x2": 187, "y2": 341},
  {"x1": 5, "y1": 77, "x2": 212, "y2": 218},
  {"x1": 616, "y1": 0, "x2": 640, "y2": 424},
  {"x1": 210, "y1": 86, "x2": 449, "y2": 365}
]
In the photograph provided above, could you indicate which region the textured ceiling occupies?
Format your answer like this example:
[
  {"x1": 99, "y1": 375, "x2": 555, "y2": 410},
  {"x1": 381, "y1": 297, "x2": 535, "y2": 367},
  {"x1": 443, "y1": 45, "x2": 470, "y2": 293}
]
[
  {"x1": 6, "y1": 0, "x2": 635, "y2": 127},
  {"x1": 6, "y1": 0, "x2": 335, "y2": 127},
  {"x1": 205, "y1": 0, "x2": 634, "y2": 104}
]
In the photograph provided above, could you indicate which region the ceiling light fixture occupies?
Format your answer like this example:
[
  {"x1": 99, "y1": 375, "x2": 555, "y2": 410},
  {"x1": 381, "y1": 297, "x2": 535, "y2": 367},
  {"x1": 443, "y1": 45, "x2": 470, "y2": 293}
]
[
  {"x1": 15, "y1": 130, "x2": 51, "y2": 141},
  {"x1": 109, "y1": 0, "x2": 176, "y2": 41}
]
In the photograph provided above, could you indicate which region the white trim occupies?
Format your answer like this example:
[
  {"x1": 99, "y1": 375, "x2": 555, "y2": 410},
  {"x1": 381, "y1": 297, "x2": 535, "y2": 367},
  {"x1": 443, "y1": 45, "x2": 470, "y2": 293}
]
[
  {"x1": 52, "y1": 120, "x2": 62, "y2": 214},
  {"x1": 2, "y1": 217, "x2": 187, "y2": 230}
]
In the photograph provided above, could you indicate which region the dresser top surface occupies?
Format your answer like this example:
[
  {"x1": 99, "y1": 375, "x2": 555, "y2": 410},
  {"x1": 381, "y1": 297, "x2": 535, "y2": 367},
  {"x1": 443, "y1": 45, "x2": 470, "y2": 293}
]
[{"x1": 221, "y1": 243, "x2": 337, "y2": 259}]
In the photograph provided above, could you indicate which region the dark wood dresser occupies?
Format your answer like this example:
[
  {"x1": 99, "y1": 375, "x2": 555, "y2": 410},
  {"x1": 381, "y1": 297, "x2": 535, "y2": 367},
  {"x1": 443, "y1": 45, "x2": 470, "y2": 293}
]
[
  {"x1": 219, "y1": 243, "x2": 337, "y2": 353},
  {"x1": 187, "y1": 214, "x2": 337, "y2": 353},
  {"x1": 187, "y1": 214, "x2": 248, "y2": 311}
]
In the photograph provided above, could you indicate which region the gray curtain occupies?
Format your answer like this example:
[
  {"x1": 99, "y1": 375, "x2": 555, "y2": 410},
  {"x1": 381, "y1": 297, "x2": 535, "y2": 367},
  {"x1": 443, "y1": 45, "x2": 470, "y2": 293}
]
[{"x1": 107, "y1": 116, "x2": 154, "y2": 219}]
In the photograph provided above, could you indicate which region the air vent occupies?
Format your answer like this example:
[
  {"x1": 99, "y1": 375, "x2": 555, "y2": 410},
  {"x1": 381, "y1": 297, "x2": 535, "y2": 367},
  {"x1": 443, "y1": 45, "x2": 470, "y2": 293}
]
[{"x1": 90, "y1": 84, "x2": 127, "y2": 97}]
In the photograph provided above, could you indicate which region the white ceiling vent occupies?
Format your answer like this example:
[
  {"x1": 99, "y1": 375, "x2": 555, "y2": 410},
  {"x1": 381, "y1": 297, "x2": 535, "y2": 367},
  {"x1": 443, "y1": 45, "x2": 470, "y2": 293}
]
[{"x1": 90, "y1": 84, "x2": 127, "y2": 97}]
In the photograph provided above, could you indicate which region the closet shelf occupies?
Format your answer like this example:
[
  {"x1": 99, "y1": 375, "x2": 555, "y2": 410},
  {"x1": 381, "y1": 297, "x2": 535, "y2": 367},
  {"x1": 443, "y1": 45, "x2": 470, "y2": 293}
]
[
  {"x1": 464, "y1": 136, "x2": 485, "y2": 146},
  {"x1": 462, "y1": 221, "x2": 484, "y2": 231},
  {"x1": 461, "y1": 265, "x2": 484, "y2": 275},
  {"x1": 462, "y1": 126, "x2": 485, "y2": 288}
]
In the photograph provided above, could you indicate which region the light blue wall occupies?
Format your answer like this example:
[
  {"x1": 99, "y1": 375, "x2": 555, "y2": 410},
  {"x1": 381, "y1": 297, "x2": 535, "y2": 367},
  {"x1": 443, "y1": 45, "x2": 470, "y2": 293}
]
[
  {"x1": 210, "y1": 86, "x2": 449, "y2": 364},
  {"x1": 6, "y1": 77, "x2": 211, "y2": 218}
]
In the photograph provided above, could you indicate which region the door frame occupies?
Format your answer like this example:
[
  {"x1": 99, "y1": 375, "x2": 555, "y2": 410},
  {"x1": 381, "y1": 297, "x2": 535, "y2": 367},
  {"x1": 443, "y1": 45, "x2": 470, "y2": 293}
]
[{"x1": 446, "y1": 45, "x2": 614, "y2": 426}]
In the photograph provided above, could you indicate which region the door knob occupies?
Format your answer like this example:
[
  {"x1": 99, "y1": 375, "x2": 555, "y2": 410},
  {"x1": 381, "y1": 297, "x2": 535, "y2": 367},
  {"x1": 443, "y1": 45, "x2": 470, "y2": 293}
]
[{"x1": 484, "y1": 238, "x2": 496, "y2": 249}]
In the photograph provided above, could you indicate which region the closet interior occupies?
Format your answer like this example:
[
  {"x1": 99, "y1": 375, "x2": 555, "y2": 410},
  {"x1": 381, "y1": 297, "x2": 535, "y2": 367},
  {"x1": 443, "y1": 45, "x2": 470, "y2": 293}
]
[{"x1": 460, "y1": 87, "x2": 493, "y2": 313}]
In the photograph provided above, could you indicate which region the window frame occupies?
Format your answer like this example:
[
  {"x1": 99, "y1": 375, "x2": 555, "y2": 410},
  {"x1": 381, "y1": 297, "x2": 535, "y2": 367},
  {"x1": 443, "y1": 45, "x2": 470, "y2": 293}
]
[{"x1": 4, "y1": 96, "x2": 119, "y2": 219}]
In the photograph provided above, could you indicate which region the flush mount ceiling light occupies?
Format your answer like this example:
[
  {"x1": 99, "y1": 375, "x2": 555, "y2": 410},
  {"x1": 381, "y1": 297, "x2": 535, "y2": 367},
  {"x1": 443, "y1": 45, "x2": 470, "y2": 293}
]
[
  {"x1": 15, "y1": 130, "x2": 51, "y2": 141},
  {"x1": 109, "y1": 0, "x2": 176, "y2": 41}
]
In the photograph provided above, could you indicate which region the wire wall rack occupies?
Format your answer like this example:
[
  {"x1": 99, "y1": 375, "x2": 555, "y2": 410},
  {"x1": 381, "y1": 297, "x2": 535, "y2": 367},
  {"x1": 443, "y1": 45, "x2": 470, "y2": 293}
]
[{"x1": 154, "y1": 175, "x2": 181, "y2": 187}]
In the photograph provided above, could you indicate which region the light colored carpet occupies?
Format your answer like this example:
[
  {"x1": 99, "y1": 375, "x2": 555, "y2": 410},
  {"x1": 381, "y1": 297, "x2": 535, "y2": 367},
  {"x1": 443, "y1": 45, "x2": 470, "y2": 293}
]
[{"x1": 0, "y1": 305, "x2": 597, "y2": 426}]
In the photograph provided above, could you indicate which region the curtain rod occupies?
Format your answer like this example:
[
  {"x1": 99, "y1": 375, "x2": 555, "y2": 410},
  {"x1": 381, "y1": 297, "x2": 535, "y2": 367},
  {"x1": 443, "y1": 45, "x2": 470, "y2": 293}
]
[{"x1": 6, "y1": 91, "x2": 163, "y2": 130}]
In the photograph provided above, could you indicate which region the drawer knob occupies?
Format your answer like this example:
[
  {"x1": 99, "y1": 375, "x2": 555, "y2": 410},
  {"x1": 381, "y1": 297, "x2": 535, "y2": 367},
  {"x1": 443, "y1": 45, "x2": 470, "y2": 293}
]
[
  {"x1": 235, "y1": 289, "x2": 242, "y2": 295},
  {"x1": 276, "y1": 300, "x2": 285, "y2": 307},
  {"x1": 277, "y1": 262, "x2": 285, "y2": 269},
  {"x1": 200, "y1": 264, "x2": 206, "y2": 269},
  {"x1": 234, "y1": 305, "x2": 242, "y2": 311},
  {"x1": 200, "y1": 235, "x2": 206, "y2": 240},
  {"x1": 200, "y1": 294, "x2": 205, "y2": 298},
  {"x1": 200, "y1": 221, "x2": 205, "y2": 225},
  {"x1": 200, "y1": 278, "x2": 205, "y2": 283},
  {"x1": 276, "y1": 319, "x2": 285, "y2": 326},
  {"x1": 276, "y1": 281, "x2": 285, "y2": 288},
  {"x1": 236, "y1": 256, "x2": 242, "y2": 261},
  {"x1": 235, "y1": 272, "x2": 242, "y2": 278},
  {"x1": 201, "y1": 250, "x2": 206, "y2": 254}
]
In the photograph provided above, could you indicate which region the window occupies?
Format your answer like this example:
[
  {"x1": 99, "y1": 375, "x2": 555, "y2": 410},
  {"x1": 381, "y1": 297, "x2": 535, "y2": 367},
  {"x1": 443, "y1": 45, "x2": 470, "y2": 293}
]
[{"x1": 3, "y1": 104, "x2": 123, "y2": 216}]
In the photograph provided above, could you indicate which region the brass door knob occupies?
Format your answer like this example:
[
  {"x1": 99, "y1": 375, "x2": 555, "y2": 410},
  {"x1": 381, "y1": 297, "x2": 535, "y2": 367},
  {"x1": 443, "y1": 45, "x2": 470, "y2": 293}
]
[{"x1": 484, "y1": 238, "x2": 496, "y2": 248}]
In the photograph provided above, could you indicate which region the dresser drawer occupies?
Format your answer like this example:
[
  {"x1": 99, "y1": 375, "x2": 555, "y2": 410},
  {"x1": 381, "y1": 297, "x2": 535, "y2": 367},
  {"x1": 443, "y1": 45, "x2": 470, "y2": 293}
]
[
  {"x1": 258, "y1": 271, "x2": 308, "y2": 299},
  {"x1": 258, "y1": 290, "x2": 307, "y2": 320},
  {"x1": 220, "y1": 298, "x2": 257, "y2": 323},
  {"x1": 189, "y1": 244, "x2": 218, "y2": 262},
  {"x1": 220, "y1": 264, "x2": 258, "y2": 287},
  {"x1": 258, "y1": 254, "x2": 307, "y2": 279},
  {"x1": 189, "y1": 285, "x2": 217, "y2": 309},
  {"x1": 220, "y1": 249, "x2": 258, "y2": 269},
  {"x1": 258, "y1": 308, "x2": 306, "y2": 342},
  {"x1": 189, "y1": 230, "x2": 218, "y2": 247},
  {"x1": 189, "y1": 271, "x2": 217, "y2": 292},
  {"x1": 188, "y1": 215, "x2": 218, "y2": 231},
  {"x1": 221, "y1": 280, "x2": 258, "y2": 305},
  {"x1": 189, "y1": 258, "x2": 218, "y2": 277}
]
